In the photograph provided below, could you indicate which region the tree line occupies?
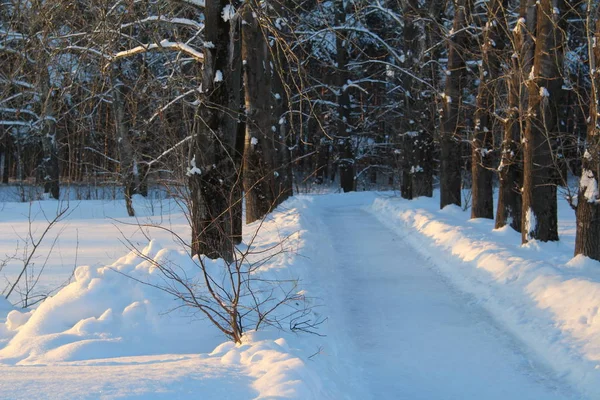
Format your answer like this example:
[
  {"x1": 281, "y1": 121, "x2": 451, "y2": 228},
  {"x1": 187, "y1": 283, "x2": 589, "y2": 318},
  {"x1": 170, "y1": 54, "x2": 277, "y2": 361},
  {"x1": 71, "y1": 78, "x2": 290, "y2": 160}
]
[{"x1": 2, "y1": 0, "x2": 600, "y2": 262}]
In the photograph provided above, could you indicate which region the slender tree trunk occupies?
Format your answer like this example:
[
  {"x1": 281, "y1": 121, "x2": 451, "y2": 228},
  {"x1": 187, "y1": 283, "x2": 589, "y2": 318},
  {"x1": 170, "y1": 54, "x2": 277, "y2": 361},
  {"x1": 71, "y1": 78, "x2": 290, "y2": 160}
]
[
  {"x1": 398, "y1": 0, "x2": 433, "y2": 199},
  {"x1": 271, "y1": 40, "x2": 292, "y2": 204},
  {"x1": 399, "y1": 1, "x2": 418, "y2": 200},
  {"x1": 188, "y1": 0, "x2": 237, "y2": 262},
  {"x1": 335, "y1": 0, "x2": 355, "y2": 193},
  {"x1": 111, "y1": 68, "x2": 136, "y2": 217},
  {"x1": 472, "y1": 0, "x2": 506, "y2": 219},
  {"x1": 574, "y1": 1, "x2": 600, "y2": 260},
  {"x1": 0, "y1": 135, "x2": 6, "y2": 184},
  {"x1": 521, "y1": 0, "x2": 564, "y2": 243},
  {"x1": 242, "y1": 2, "x2": 276, "y2": 224},
  {"x1": 39, "y1": 68, "x2": 60, "y2": 200},
  {"x1": 496, "y1": 2, "x2": 525, "y2": 230},
  {"x1": 229, "y1": 16, "x2": 244, "y2": 245},
  {"x1": 440, "y1": 0, "x2": 469, "y2": 209}
]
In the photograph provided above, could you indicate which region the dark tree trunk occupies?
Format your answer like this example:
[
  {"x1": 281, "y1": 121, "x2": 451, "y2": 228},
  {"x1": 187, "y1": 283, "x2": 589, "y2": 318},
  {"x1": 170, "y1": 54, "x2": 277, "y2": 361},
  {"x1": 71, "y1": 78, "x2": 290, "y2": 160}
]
[
  {"x1": 0, "y1": 134, "x2": 7, "y2": 184},
  {"x1": 521, "y1": 0, "x2": 564, "y2": 243},
  {"x1": 268, "y1": 0, "x2": 293, "y2": 205},
  {"x1": 335, "y1": 0, "x2": 354, "y2": 193},
  {"x1": 39, "y1": 69, "x2": 60, "y2": 200},
  {"x1": 414, "y1": 1, "x2": 445, "y2": 199},
  {"x1": 242, "y1": 2, "x2": 276, "y2": 224},
  {"x1": 316, "y1": 137, "x2": 329, "y2": 184},
  {"x1": 399, "y1": 0, "x2": 434, "y2": 199},
  {"x1": 188, "y1": 0, "x2": 237, "y2": 262},
  {"x1": 496, "y1": 1, "x2": 526, "y2": 231},
  {"x1": 111, "y1": 69, "x2": 136, "y2": 217},
  {"x1": 229, "y1": 17, "x2": 244, "y2": 245},
  {"x1": 399, "y1": 1, "x2": 417, "y2": 200},
  {"x1": 271, "y1": 43, "x2": 292, "y2": 204},
  {"x1": 440, "y1": 0, "x2": 469, "y2": 209},
  {"x1": 137, "y1": 162, "x2": 149, "y2": 197},
  {"x1": 471, "y1": 0, "x2": 506, "y2": 219},
  {"x1": 575, "y1": 3, "x2": 600, "y2": 260}
]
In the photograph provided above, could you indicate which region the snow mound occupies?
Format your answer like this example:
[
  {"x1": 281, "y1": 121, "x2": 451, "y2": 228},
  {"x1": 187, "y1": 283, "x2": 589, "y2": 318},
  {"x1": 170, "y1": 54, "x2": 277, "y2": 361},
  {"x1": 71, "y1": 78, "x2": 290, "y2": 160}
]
[
  {"x1": 0, "y1": 197, "x2": 328, "y2": 399},
  {"x1": 212, "y1": 332, "x2": 323, "y2": 399},
  {"x1": 0, "y1": 241, "x2": 220, "y2": 365}
]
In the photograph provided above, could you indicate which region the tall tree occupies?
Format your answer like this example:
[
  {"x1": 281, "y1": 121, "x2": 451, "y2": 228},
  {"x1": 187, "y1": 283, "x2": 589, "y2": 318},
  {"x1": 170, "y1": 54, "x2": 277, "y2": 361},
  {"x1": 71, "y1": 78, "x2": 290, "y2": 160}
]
[
  {"x1": 496, "y1": 1, "x2": 530, "y2": 231},
  {"x1": 574, "y1": 0, "x2": 600, "y2": 260},
  {"x1": 471, "y1": 0, "x2": 507, "y2": 219},
  {"x1": 399, "y1": 0, "x2": 434, "y2": 199},
  {"x1": 188, "y1": 0, "x2": 238, "y2": 261},
  {"x1": 521, "y1": 0, "x2": 564, "y2": 243},
  {"x1": 335, "y1": 0, "x2": 355, "y2": 193},
  {"x1": 242, "y1": 1, "x2": 276, "y2": 224},
  {"x1": 440, "y1": 0, "x2": 470, "y2": 208},
  {"x1": 111, "y1": 65, "x2": 137, "y2": 217}
]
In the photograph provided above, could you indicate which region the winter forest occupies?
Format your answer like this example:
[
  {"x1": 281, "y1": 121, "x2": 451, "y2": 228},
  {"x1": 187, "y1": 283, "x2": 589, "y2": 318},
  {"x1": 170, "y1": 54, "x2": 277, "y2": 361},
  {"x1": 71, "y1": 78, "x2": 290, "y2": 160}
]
[{"x1": 2, "y1": 0, "x2": 600, "y2": 398}]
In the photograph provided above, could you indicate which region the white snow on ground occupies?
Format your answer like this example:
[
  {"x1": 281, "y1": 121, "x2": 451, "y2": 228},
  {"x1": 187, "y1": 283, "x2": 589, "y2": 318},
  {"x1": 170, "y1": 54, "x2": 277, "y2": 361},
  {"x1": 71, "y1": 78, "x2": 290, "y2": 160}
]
[
  {"x1": 0, "y1": 189, "x2": 597, "y2": 398},
  {"x1": 0, "y1": 195, "x2": 330, "y2": 399}
]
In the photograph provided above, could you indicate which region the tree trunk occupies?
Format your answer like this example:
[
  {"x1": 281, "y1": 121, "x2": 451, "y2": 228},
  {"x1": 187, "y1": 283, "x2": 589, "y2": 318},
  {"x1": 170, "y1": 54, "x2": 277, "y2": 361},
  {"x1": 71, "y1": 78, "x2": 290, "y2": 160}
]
[
  {"x1": 574, "y1": 2, "x2": 600, "y2": 260},
  {"x1": 188, "y1": 0, "x2": 237, "y2": 262},
  {"x1": 440, "y1": 0, "x2": 469, "y2": 209},
  {"x1": 400, "y1": 0, "x2": 434, "y2": 199},
  {"x1": 471, "y1": 0, "x2": 506, "y2": 219},
  {"x1": 496, "y1": 1, "x2": 526, "y2": 231},
  {"x1": 0, "y1": 135, "x2": 6, "y2": 184},
  {"x1": 111, "y1": 69, "x2": 136, "y2": 217},
  {"x1": 399, "y1": 2, "x2": 418, "y2": 200},
  {"x1": 335, "y1": 0, "x2": 355, "y2": 193},
  {"x1": 521, "y1": 0, "x2": 564, "y2": 243},
  {"x1": 39, "y1": 68, "x2": 60, "y2": 200},
  {"x1": 229, "y1": 17, "x2": 244, "y2": 245},
  {"x1": 271, "y1": 41, "x2": 292, "y2": 205},
  {"x1": 242, "y1": 2, "x2": 276, "y2": 224}
]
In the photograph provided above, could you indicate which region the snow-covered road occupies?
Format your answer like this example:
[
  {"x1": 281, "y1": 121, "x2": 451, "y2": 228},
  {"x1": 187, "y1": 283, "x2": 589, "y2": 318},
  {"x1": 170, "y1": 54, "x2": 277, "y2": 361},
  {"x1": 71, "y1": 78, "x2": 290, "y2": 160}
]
[{"x1": 321, "y1": 205, "x2": 581, "y2": 400}]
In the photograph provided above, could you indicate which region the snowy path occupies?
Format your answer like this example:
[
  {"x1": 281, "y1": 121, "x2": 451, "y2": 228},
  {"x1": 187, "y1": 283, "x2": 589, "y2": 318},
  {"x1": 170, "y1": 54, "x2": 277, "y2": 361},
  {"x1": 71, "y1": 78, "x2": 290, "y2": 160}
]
[{"x1": 321, "y1": 205, "x2": 581, "y2": 400}]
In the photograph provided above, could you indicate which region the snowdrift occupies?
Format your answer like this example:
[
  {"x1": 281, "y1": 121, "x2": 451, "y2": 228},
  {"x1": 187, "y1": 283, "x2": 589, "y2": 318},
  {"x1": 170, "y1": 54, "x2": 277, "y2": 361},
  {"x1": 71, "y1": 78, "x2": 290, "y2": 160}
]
[{"x1": 0, "y1": 197, "x2": 326, "y2": 399}]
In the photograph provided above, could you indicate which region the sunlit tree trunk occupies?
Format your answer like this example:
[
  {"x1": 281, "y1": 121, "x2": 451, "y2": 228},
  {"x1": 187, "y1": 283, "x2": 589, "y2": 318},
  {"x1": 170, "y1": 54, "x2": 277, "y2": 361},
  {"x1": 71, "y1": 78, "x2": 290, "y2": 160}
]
[
  {"x1": 521, "y1": 0, "x2": 564, "y2": 243},
  {"x1": 496, "y1": 3, "x2": 526, "y2": 230},
  {"x1": 574, "y1": 1, "x2": 600, "y2": 260}
]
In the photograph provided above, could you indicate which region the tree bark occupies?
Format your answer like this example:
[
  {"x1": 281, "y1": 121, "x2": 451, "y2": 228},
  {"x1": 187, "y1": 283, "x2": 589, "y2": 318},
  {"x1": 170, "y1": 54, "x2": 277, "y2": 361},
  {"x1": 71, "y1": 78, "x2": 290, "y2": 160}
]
[
  {"x1": 188, "y1": 0, "x2": 237, "y2": 261},
  {"x1": 472, "y1": 0, "x2": 506, "y2": 219},
  {"x1": 496, "y1": 1, "x2": 527, "y2": 231},
  {"x1": 229, "y1": 16, "x2": 244, "y2": 245},
  {"x1": 270, "y1": 23, "x2": 293, "y2": 205},
  {"x1": 521, "y1": 0, "x2": 564, "y2": 243},
  {"x1": 399, "y1": 0, "x2": 432, "y2": 199},
  {"x1": 39, "y1": 68, "x2": 60, "y2": 200},
  {"x1": 111, "y1": 67, "x2": 137, "y2": 217},
  {"x1": 242, "y1": 2, "x2": 276, "y2": 224},
  {"x1": 440, "y1": 0, "x2": 469, "y2": 209},
  {"x1": 335, "y1": 0, "x2": 355, "y2": 193},
  {"x1": 574, "y1": 1, "x2": 600, "y2": 260}
]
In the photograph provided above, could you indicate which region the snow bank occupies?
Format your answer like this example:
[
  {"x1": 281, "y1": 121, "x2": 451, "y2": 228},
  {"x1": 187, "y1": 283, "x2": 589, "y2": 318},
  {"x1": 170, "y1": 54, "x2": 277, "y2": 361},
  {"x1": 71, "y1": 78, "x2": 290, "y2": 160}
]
[
  {"x1": 212, "y1": 332, "x2": 323, "y2": 399},
  {"x1": 0, "y1": 241, "x2": 220, "y2": 364},
  {"x1": 369, "y1": 195, "x2": 600, "y2": 398},
  {"x1": 0, "y1": 197, "x2": 328, "y2": 399}
]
